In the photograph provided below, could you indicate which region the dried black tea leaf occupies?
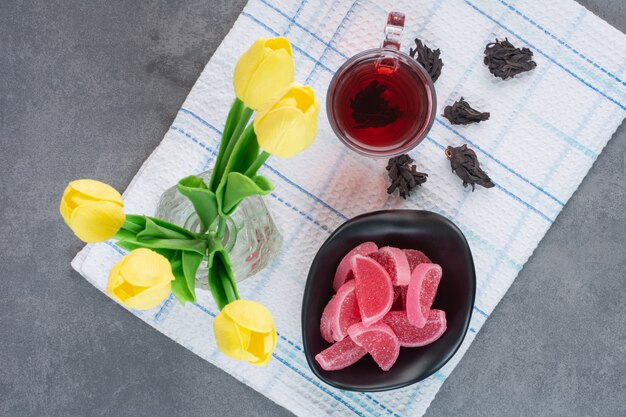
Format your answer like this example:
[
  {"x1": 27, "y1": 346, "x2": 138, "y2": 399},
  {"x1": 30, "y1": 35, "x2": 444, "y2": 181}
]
[
  {"x1": 445, "y1": 144, "x2": 494, "y2": 191},
  {"x1": 350, "y1": 80, "x2": 401, "y2": 128},
  {"x1": 443, "y1": 97, "x2": 490, "y2": 125},
  {"x1": 484, "y1": 38, "x2": 536, "y2": 80},
  {"x1": 409, "y1": 38, "x2": 444, "y2": 83},
  {"x1": 386, "y1": 154, "x2": 428, "y2": 199}
]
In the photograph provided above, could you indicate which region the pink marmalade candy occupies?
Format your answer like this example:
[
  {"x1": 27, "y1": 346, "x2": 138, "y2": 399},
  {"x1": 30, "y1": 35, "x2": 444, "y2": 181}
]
[
  {"x1": 368, "y1": 246, "x2": 411, "y2": 286},
  {"x1": 406, "y1": 263, "x2": 442, "y2": 328},
  {"x1": 330, "y1": 281, "x2": 362, "y2": 341},
  {"x1": 382, "y1": 310, "x2": 447, "y2": 347},
  {"x1": 403, "y1": 249, "x2": 431, "y2": 272},
  {"x1": 333, "y1": 242, "x2": 378, "y2": 291},
  {"x1": 400, "y1": 285, "x2": 408, "y2": 310},
  {"x1": 351, "y1": 255, "x2": 393, "y2": 327},
  {"x1": 315, "y1": 336, "x2": 367, "y2": 371},
  {"x1": 320, "y1": 296, "x2": 337, "y2": 343},
  {"x1": 348, "y1": 322, "x2": 400, "y2": 371}
]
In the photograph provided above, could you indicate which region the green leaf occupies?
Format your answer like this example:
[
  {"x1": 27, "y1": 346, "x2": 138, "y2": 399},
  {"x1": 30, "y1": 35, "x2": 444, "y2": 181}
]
[
  {"x1": 182, "y1": 251, "x2": 203, "y2": 294},
  {"x1": 113, "y1": 227, "x2": 139, "y2": 241},
  {"x1": 210, "y1": 98, "x2": 244, "y2": 190},
  {"x1": 122, "y1": 236, "x2": 207, "y2": 254},
  {"x1": 214, "y1": 108, "x2": 255, "y2": 190},
  {"x1": 115, "y1": 214, "x2": 206, "y2": 255},
  {"x1": 223, "y1": 99, "x2": 245, "y2": 156},
  {"x1": 218, "y1": 172, "x2": 274, "y2": 216},
  {"x1": 243, "y1": 151, "x2": 270, "y2": 178},
  {"x1": 207, "y1": 270, "x2": 227, "y2": 310},
  {"x1": 177, "y1": 176, "x2": 219, "y2": 233},
  {"x1": 170, "y1": 251, "x2": 197, "y2": 304},
  {"x1": 163, "y1": 250, "x2": 205, "y2": 305},
  {"x1": 170, "y1": 252, "x2": 191, "y2": 303},
  {"x1": 137, "y1": 218, "x2": 192, "y2": 240},
  {"x1": 115, "y1": 240, "x2": 137, "y2": 252},
  {"x1": 114, "y1": 240, "x2": 175, "y2": 259},
  {"x1": 124, "y1": 214, "x2": 198, "y2": 239},
  {"x1": 149, "y1": 217, "x2": 199, "y2": 238},
  {"x1": 120, "y1": 217, "x2": 145, "y2": 234},
  {"x1": 207, "y1": 248, "x2": 238, "y2": 310},
  {"x1": 222, "y1": 124, "x2": 260, "y2": 177}
]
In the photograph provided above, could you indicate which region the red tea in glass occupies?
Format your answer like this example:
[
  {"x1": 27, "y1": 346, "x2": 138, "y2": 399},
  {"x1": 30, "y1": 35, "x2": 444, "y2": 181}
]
[{"x1": 327, "y1": 12, "x2": 437, "y2": 157}]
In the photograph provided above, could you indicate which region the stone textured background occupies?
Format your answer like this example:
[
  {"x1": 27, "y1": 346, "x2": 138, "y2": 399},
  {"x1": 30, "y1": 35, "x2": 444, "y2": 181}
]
[{"x1": 0, "y1": 0, "x2": 624, "y2": 416}]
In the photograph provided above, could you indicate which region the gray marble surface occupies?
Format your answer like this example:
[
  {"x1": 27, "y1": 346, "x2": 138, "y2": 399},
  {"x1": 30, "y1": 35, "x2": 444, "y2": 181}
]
[{"x1": 1, "y1": 1, "x2": 624, "y2": 416}]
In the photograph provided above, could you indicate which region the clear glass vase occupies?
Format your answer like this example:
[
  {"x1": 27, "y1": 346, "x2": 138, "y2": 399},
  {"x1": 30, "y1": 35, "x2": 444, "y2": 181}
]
[{"x1": 154, "y1": 171, "x2": 282, "y2": 289}]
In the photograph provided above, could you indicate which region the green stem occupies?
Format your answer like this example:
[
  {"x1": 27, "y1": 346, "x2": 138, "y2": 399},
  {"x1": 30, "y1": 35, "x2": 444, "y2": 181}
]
[
  {"x1": 244, "y1": 151, "x2": 270, "y2": 177},
  {"x1": 221, "y1": 274, "x2": 238, "y2": 304},
  {"x1": 228, "y1": 107, "x2": 254, "y2": 153},
  {"x1": 223, "y1": 99, "x2": 244, "y2": 146},
  {"x1": 214, "y1": 107, "x2": 254, "y2": 187},
  {"x1": 209, "y1": 99, "x2": 244, "y2": 190},
  {"x1": 216, "y1": 215, "x2": 226, "y2": 240},
  {"x1": 118, "y1": 218, "x2": 143, "y2": 234}
]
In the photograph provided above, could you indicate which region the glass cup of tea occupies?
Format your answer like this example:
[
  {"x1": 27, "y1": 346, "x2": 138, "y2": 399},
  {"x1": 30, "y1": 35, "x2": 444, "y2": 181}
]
[{"x1": 326, "y1": 12, "x2": 437, "y2": 158}]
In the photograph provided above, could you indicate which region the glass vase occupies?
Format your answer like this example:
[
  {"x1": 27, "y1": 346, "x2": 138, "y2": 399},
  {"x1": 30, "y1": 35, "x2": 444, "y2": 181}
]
[{"x1": 154, "y1": 170, "x2": 282, "y2": 289}]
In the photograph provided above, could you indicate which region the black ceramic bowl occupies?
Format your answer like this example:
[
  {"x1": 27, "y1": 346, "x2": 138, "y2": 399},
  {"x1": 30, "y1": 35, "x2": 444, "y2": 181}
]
[{"x1": 302, "y1": 210, "x2": 475, "y2": 392}]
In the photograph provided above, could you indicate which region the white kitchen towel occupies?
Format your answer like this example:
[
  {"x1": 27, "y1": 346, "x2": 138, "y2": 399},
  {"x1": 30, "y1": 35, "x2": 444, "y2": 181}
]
[{"x1": 72, "y1": 0, "x2": 626, "y2": 415}]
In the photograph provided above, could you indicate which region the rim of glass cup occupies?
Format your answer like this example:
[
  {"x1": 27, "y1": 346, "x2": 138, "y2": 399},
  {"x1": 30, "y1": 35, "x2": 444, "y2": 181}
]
[{"x1": 326, "y1": 48, "x2": 438, "y2": 158}]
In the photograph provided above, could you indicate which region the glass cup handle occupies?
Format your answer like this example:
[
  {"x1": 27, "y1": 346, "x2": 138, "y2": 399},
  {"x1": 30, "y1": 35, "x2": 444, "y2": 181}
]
[
  {"x1": 381, "y1": 11, "x2": 405, "y2": 50},
  {"x1": 376, "y1": 11, "x2": 405, "y2": 73}
]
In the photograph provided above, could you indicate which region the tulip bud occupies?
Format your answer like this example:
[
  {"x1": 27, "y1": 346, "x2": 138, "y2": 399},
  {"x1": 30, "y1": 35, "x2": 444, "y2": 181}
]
[
  {"x1": 59, "y1": 179, "x2": 125, "y2": 243},
  {"x1": 106, "y1": 248, "x2": 174, "y2": 310},
  {"x1": 253, "y1": 83, "x2": 320, "y2": 158},
  {"x1": 233, "y1": 37, "x2": 295, "y2": 110},
  {"x1": 214, "y1": 300, "x2": 277, "y2": 366}
]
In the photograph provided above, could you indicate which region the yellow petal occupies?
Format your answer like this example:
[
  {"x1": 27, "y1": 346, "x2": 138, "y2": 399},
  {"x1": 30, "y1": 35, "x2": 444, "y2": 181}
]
[
  {"x1": 239, "y1": 327, "x2": 252, "y2": 350},
  {"x1": 65, "y1": 192, "x2": 105, "y2": 209},
  {"x1": 223, "y1": 300, "x2": 274, "y2": 333},
  {"x1": 122, "y1": 281, "x2": 172, "y2": 310},
  {"x1": 106, "y1": 261, "x2": 124, "y2": 302},
  {"x1": 265, "y1": 328, "x2": 277, "y2": 355},
  {"x1": 247, "y1": 329, "x2": 275, "y2": 358},
  {"x1": 251, "y1": 329, "x2": 276, "y2": 367},
  {"x1": 272, "y1": 96, "x2": 298, "y2": 110},
  {"x1": 244, "y1": 49, "x2": 295, "y2": 110},
  {"x1": 60, "y1": 179, "x2": 122, "y2": 224},
  {"x1": 256, "y1": 83, "x2": 314, "y2": 116},
  {"x1": 304, "y1": 98, "x2": 321, "y2": 148},
  {"x1": 59, "y1": 198, "x2": 71, "y2": 224},
  {"x1": 281, "y1": 84, "x2": 315, "y2": 112},
  {"x1": 233, "y1": 37, "x2": 295, "y2": 110},
  {"x1": 234, "y1": 38, "x2": 268, "y2": 103},
  {"x1": 214, "y1": 310, "x2": 259, "y2": 362},
  {"x1": 253, "y1": 83, "x2": 319, "y2": 158},
  {"x1": 69, "y1": 179, "x2": 123, "y2": 205},
  {"x1": 119, "y1": 248, "x2": 174, "y2": 287},
  {"x1": 68, "y1": 201, "x2": 125, "y2": 243},
  {"x1": 264, "y1": 37, "x2": 292, "y2": 57},
  {"x1": 254, "y1": 106, "x2": 309, "y2": 158},
  {"x1": 247, "y1": 331, "x2": 266, "y2": 359}
]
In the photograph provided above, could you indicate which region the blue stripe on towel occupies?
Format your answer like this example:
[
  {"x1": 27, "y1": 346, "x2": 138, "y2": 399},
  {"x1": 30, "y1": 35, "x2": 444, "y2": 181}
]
[
  {"x1": 494, "y1": 0, "x2": 626, "y2": 86},
  {"x1": 463, "y1": 0, "x2": 626, "y2": 111},
  {"x1": 178, "y1": 108, "x2": 556, "y2": 222}
]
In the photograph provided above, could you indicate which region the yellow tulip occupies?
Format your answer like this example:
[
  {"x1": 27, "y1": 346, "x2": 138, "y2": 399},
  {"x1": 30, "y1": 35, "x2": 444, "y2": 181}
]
[
  {"x1": 214, "y1": 300, "x2": 277, "y2": 366},
  {"x1": 106, "y1": 248, "x2": 174, "y2": 310},
  {"x1": 59, "y1": 179, "x2": 125, "y2": 243},
  {"x1": 253, "y1": 83, "x2": 320, "y2": 158},
  {"x1": 233, "y1": 37, "x2": 295, "y2": 110}
]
